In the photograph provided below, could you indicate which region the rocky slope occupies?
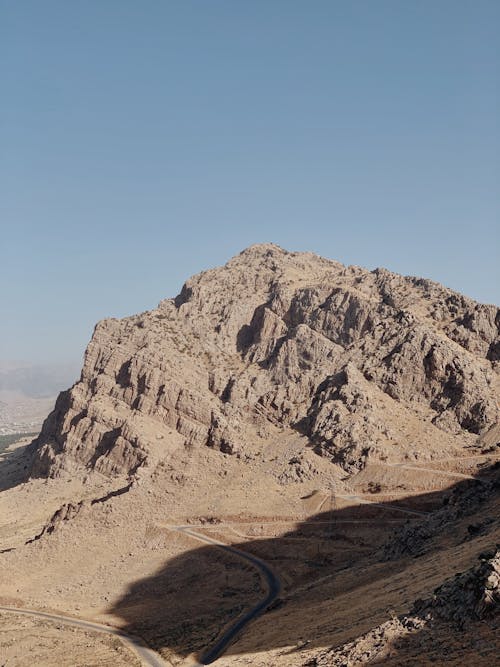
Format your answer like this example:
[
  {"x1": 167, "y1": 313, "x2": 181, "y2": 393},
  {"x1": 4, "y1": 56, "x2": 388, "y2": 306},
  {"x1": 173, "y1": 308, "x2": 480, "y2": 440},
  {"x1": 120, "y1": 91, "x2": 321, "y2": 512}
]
[
  {"x1": 308, "y1": 543, "x2": 499, "y2": 667},
  {"x1": 30, "y1": 244, "x2": 499, "y2": 481}
]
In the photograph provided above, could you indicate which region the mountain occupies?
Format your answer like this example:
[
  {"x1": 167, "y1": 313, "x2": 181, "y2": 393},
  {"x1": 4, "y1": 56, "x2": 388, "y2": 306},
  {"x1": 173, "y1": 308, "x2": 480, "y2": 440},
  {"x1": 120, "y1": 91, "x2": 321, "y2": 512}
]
[
  {"x1": 31, "y1": 243, "x2": 498, "y2": 480},
  {"x1": 0, "y1": 244, "x2": 498, "y2": 667},
  {"x1": 0, "y1": 361, "x2": 79, "y2": 399}
]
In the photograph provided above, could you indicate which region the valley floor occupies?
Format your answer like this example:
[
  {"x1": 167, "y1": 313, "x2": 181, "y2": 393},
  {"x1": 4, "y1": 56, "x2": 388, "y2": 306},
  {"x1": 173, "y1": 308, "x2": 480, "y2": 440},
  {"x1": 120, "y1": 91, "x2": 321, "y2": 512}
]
[{"x1": 0, "y1": 435, "x2": 498, "y2": 666}]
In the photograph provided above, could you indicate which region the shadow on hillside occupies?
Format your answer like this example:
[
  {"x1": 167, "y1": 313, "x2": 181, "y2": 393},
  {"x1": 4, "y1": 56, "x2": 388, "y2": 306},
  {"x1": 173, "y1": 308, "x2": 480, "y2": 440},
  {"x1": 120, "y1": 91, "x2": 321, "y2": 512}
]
[
  {"x1": 0, "y1": 441, "x2": 34, "y2": 492},
  {"x1": 110, "y1": 464, "x2": 499, "y2": 664},
  {"x1": 369, "y1": 614, "x2": 500, "y2": 666}
]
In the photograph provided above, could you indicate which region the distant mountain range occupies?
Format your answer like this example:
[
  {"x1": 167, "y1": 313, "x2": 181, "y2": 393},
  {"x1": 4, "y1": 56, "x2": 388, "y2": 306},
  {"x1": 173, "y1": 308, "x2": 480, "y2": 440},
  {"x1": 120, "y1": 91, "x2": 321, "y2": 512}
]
[
  {"x1": 0, "y1": 361, "x2": 79, "y2": 435},
  {"x1": 0, "y1": 361, "x2": 79, "y2": 399}
]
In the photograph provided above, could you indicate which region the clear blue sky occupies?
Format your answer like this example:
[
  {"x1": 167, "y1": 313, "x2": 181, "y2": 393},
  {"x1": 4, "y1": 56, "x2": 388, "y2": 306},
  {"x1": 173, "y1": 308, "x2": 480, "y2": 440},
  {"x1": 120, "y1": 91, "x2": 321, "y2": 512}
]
[{"x1": 1, "y1": 1, "x2": 498, "y2": 365}]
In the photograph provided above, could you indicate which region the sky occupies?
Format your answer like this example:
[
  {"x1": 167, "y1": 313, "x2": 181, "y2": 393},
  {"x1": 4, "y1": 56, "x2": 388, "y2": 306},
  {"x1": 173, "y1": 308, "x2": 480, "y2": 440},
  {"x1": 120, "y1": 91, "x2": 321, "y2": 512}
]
[{"x1": 1, "y1": 1, "x2": 499, "y2": 365}]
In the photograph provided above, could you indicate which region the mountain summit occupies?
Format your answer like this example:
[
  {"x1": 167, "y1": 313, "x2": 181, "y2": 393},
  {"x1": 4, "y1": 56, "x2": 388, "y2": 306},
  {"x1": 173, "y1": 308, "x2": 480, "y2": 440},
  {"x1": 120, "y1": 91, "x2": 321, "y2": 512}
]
[{"x1": 30, "y1": 244, "x2": 499, "y2": 480}]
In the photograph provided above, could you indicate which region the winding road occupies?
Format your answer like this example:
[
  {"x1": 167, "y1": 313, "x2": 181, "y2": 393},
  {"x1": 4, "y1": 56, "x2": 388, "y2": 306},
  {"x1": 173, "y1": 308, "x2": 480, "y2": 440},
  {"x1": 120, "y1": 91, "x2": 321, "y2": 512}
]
[
  {"x1": 170, "y1": 487, "x2": 428, "y2": 664},
  {"x1": 0, "y1": 528, "x2": 281, "y2": 667},
  {"x1": 169, "y1": 526, "x2": 281, "y2": 665},
  {"x1": 0, "y1": 605, "x2": 166, "y2": 666},
  {"x1": 3, "y1": 456, "x2": 489, "y2": 664},
  {"x1": 168, "y1": 489, "x2": 429, "y2": 663}
]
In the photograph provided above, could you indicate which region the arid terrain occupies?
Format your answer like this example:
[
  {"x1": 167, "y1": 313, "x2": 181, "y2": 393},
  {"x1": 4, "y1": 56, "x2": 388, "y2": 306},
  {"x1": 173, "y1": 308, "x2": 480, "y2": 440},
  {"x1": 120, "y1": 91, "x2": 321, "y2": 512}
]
[{"x1": 0, "y1": 244, "x2": 498, "y2": 666}]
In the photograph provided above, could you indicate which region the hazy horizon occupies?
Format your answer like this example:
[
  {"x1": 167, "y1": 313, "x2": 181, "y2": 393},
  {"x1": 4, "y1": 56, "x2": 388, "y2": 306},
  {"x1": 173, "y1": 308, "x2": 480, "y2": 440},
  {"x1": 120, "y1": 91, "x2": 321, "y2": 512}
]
[{"x1": 2, "y1": 1, "x2": 499, "y2": 365}]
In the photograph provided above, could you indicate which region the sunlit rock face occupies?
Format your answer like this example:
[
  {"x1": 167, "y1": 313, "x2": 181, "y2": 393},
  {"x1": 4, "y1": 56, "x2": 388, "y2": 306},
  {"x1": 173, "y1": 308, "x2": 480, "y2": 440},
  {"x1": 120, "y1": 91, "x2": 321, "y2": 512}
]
[{"x1": 30, "y1": 243, "x2": 499, "y2": 480}]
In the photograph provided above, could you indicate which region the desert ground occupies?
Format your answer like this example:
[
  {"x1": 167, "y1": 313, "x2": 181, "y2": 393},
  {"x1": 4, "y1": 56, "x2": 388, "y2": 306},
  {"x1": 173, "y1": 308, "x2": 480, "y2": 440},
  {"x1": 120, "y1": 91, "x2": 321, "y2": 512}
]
[{"x1": 0, "y1": 431, "x2": 498, "y2": 666}]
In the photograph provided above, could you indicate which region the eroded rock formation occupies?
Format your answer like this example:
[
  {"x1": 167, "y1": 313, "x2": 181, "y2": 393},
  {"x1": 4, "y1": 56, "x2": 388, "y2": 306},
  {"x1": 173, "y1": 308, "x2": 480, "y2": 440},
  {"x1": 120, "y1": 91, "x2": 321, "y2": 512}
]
[{"x1": 30, "y1": 244, "x2": 499, "y2": 479}]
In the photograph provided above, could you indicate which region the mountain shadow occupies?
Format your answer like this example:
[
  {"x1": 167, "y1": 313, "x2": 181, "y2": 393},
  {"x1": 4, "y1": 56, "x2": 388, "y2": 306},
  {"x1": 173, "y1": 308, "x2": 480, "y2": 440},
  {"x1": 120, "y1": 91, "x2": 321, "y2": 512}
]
[
  {"x1": 110, "y1": 463, "x2": 499, "y2": 664},
  {"x1": 0, "y1": 438, "x2": 36, "y2": 492}
]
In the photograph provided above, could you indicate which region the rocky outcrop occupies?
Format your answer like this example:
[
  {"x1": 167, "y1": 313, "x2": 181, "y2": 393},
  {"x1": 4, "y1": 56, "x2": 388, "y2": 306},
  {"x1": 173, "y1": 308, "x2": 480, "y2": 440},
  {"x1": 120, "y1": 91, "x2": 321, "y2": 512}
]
[
  {"x1": 382, "y1": 471, "x2": 498, "y2": 561},
  {"x1": 305, "y1": 550, "x2": 499, "y2": 667},
  {"x1": 413, "y1": 549, "x2": 499, "y2": 625},
  {"x1": 30, "y1": 244, "x2": 499, "y2": 480},
  {"x1": 26, "y1": 501, "x2": 86, "y2": 543}
]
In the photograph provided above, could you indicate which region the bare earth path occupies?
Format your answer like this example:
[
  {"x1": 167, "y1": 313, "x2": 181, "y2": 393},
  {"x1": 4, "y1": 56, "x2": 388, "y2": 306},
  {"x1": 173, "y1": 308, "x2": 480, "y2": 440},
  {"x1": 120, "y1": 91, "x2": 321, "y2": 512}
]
[
  {"x1": 385, "y1": 462, "x2": 483, "y2": 480},
  {"x1": 336, "y1": 493, "x2": 429, "y2": 517}
]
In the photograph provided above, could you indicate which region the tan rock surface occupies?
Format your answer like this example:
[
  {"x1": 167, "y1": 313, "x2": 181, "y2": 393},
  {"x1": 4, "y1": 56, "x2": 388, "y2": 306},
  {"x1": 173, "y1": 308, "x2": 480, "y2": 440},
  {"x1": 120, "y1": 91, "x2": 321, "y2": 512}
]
[{"x1": 29, "y1": 244, "x2": 499, "y2": 481}]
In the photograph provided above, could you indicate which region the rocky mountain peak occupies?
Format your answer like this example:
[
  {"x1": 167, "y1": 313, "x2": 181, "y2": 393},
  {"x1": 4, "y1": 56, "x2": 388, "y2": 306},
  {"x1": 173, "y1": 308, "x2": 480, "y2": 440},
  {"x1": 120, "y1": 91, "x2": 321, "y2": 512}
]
[{"x1": 29, "y1": 246, "x2": 499, "y2": 481}]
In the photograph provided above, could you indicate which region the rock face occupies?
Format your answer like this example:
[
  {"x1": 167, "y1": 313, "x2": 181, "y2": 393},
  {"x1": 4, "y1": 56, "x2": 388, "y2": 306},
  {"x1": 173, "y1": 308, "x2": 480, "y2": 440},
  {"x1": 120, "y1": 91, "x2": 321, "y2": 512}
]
[
  {"x1": 30, "y1": 244, "x2": 499, "y2": 480},
  {"x1": 307, "y1": 549, "x2": 499, "y2": 667},
  {"x1": 413, "y1": 548, "x2": 499, "y2": 625}
]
